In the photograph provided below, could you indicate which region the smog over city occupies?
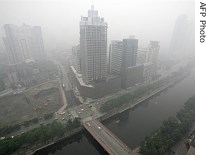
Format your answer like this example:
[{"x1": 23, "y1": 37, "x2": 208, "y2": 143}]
[{"x1": 0, "y1": 0, "x2": 195, "y2": 155}]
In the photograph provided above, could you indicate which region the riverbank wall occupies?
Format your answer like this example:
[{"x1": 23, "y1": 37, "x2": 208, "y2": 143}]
[{"x1": 97, "y1": 72, "x2": 190, "y2": 122}]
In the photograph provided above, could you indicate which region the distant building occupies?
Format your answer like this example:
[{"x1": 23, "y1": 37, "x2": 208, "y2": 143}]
[
  {"x1": 137, "y1": 48, "x2": 147, "y2": 64},
  {"x1": 143, "y1": 63, "x2": 154, "y2": 81},
  {"x1": 120, "y1": 36, "x2": 139, "y2": 88},
  {"x1": 3, "y1": 24, "x2": 45, "y2": 64},
  {"x1": 6, "y1": 59, "x2": 58, "y2": 87},
  {"x1": 109, "y1": 40, "x2": 123, "y2": 75},
  {"x1": 146, "y1": 41, "x2": 160, "y2": 65},
  {"x1": 146, "y1": 41, "x2": 160, "y2": 76},
  {"x1": 121, "y1": 64, "x2": 144, "y2": 88},
  {"x1": 80, "y1": 5, "x2": 108, "y2": 84},
  {"x1": 122, "y1": 36, "x2": 138, "y2": 69},
  {"x1": 169, "y1": 14, "x2": 195, "y2": 60}
]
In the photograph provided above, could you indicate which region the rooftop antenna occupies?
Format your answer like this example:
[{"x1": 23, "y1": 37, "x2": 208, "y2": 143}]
[{"x1": 91, "y1": 0, "x2": 94, "y2": 10}]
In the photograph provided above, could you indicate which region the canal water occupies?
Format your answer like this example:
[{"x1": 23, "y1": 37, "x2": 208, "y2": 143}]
[{"x1": 35, "y1": 69, "x2": 194, "y2": 155}]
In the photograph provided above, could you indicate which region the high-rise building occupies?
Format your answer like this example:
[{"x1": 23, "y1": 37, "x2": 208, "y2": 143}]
[
  {"x1": 169, "y1": 14, "x2": 194, "y2": 59},
  {"x1": 3, "y1": 24, "x2": 45, "y2": 64},
  {"x1": 80, "y1": 5, "x2": 108, "y2": 84},
  {"x1": 146, "y1": 41, "x2": 160, "y2": 65},
  {"x1": 109, "y1": 40, "x2": 123, "y2": 75},
  {"x1": 122, "y1": 36, "x2": 138, "y2": 69},
  {"x1": 137, "y1": 48, "x2": 147, "y2": 64}
]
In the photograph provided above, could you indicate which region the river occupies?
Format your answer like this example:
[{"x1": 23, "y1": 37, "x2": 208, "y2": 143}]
[{"x1": 35, "y1": 69, "x2": 195, "y2": 155}]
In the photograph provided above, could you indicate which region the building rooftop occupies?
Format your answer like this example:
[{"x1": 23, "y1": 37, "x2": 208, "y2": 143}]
[{"x1": 80, "y1": 5, "x2": 107, "y2": 26}]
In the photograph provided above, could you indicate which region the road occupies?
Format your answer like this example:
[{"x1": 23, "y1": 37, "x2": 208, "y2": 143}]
[
  {"x1": 84, "y1": 120, "x2": 130, "y2": 155},
  {"x1": 56, "y1": 80, "x2": 68, "y2": 114},
  {"x1": 59, "y1": 64, "x2": 72, "y2": 91}
]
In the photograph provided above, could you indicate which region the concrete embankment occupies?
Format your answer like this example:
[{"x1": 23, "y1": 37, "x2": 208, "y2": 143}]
[{"x1": 98, "y1": 73, "x2": 190, "y2": 122}]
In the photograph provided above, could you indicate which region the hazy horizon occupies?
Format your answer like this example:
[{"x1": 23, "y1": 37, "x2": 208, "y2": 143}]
[{"x1": 0, "y1": 0, "x2": 195, "y2": 54}]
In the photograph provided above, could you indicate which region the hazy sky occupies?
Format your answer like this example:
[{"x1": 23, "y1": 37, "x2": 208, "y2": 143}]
[{"x1": 0, "y1": 0, "x2": 194, "y2": 53}]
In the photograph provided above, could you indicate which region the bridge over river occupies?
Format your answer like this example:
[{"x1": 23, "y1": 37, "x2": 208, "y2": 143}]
[{"x1": 83, "y1": 118, "x2": 138, "y2": 155}]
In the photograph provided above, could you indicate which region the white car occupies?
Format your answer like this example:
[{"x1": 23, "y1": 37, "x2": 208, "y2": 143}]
[
  {"x1": 60, "y1": 112, "x2": 65, "y2": 115},
  {"x1": 86, "y1": 123, "x2": 91, "y2": 126},
  {"x1": 98, "y1": 126, "x2": 101, "y2": 130}
]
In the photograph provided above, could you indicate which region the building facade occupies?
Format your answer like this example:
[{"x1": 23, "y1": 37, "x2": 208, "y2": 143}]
[
  {"x1": 121, "y1": 64, "x2": 144, "y2": 88},
  {"x1": 137, "y1": 48, "x2": 147, "y2": 65},
  {"x1": 122, "y1": 36, "x2": 138, "y2": 69},
  {"x1": 169, "y1": 14, "x2": 194, "y2": 60},
  {"x1": 6, "y1": 59, "x2": 58, "y2": 87},
  {"x1": 80, "y1": 5, "x2": 108, "y2": 84},
  {"x1": 146, "y1": 41, "x2": 160, "y2": 64},
  {"x1": 109, "y1": 40, "x2": 123, "y2": 75},
  {"x1": 3, "y1": 24, "x2": 45, "y2": 64}
]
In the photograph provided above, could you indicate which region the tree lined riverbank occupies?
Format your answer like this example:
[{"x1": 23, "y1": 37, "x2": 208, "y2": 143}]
[
  {"x1": 140, "y1": 96, "x2": 195, "y2": 155},
  {"x1": 0, "y1": 119, "x2": 81, "y2": 155}
]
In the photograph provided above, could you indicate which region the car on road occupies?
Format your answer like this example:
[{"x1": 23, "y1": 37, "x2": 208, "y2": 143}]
[
  {"x1": 0, "y1": 137, "x2": 5, "y2": 140},
  {"x1": 98, "y1": 126, "x2": 101, "y2": 130},
  {"x1": 60, "y1": 112, "x2": 65, "y2": 115},
  {"x1": 86, "y1": 123, "x2": 91, "y2": 126}
]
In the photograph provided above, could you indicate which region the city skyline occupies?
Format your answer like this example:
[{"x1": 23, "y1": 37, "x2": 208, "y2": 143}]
[{"x1": 0, "y1": 0, "x2": 194, "y2": 55}]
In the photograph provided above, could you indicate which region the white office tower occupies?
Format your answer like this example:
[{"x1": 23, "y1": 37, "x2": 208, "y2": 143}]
[
  {"x1": 109, "y1": 40, "x2": 123, "y2": 75},
  {"x1": 80, "y1": 5, "x2": 108, "y2": 84}
]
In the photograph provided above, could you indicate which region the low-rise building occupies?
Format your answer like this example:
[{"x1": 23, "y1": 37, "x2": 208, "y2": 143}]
[
  {"x1": 121, "y1": 64, "x2": 144, "y2": 88},
  {"x1": 70, "y1": 66, "x2": 121, "y2": 99}
]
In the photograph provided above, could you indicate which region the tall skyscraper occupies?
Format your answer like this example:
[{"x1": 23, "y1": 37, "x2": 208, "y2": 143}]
[
  {"x1": 122, "y1": 36, "x2": 138, "y2": 69},
  {"x1": 169, "y1": 14, "x2": 194, "y2": 59},
  {"x1": 109, "y1": 40, "x2": 123, "y2": 75},
  {"x1": 80, "y1": 5, "x2": 107, "y2": 84},
  {"x1": 3, "y1": 24, "x2": 45, "y2": 64}
]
